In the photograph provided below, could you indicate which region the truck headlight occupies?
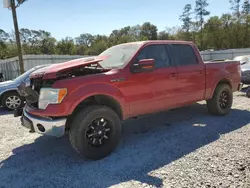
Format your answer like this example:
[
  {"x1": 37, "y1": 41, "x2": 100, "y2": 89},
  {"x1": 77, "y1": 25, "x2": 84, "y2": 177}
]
[{"x1": 39, "y1": 88, "x2": 67, "y2": 109}]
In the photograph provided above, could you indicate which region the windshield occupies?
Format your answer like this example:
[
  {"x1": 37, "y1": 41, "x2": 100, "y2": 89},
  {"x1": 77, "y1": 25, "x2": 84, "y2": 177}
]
[
  {"x1": 98, "y1": 43, "x2": 143, "y2": 68},
  {"x1": 13, "y1": 67, "x2": 37, "y2": 82}
]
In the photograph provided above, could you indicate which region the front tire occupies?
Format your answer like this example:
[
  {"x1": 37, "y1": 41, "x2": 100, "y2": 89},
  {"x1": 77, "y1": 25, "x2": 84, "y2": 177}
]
[
  {"x1": 69, "y1": 105, "x2": 121, "y2": 160},
  {"x1": 206, "y1": 83, "x2": 233, "y2": 116},
  {"x1": 1, "y1": 91, "x2": 24, "y2": 111}
]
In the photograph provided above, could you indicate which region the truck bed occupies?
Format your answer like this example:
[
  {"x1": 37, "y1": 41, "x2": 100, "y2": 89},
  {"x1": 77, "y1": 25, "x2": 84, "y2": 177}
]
[{"x1": 204, "y1": 60, "x2": 241, "y2": 99}]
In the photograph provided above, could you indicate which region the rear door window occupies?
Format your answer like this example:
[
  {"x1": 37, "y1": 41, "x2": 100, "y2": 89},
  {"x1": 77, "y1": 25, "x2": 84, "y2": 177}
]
[{"x1": 169, "y1": 44, "x2": 198, "y2": 66}]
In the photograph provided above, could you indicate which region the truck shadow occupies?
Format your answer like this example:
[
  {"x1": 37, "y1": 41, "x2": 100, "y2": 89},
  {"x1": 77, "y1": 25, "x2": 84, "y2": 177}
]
[
  {"x1": 0, "y1": 107, "x2": 13, "y2": 115},
  {"x1": 1, "y1": 103, "x2": 250, "y2": 188}
]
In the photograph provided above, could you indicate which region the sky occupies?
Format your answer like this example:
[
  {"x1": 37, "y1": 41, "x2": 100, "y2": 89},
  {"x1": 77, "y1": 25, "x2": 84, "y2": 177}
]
[{"x1": 1, "y1": 0, "x2": 232, "y2": 40}]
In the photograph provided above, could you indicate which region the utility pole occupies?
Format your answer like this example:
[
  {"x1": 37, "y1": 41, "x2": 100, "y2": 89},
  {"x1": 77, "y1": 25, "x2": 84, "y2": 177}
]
[
  {"x1": 3, "y1": 0, "x2": 25, "y2": 74},
  {"x1": 10, "y1": 0, "x2": 24, "y2": 74}
]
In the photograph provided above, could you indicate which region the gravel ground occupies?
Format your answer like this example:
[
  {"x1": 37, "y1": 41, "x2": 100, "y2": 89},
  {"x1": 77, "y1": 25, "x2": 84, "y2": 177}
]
[{"x1": 1, "y1": 90, "x2": 250, "y2": 188}]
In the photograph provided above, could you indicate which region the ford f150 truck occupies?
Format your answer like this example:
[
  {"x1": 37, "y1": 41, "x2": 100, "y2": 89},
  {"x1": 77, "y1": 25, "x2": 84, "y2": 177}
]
[{"x1": 15, "y1": 40, "x2": 242, "y2": 160}]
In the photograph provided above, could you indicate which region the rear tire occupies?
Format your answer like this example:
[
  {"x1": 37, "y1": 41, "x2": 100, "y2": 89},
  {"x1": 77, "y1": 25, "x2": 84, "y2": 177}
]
[
  {"x1": 69, "y1": 105, "x2": 121, "y2": 160},
  {"x1": 1, "y1": 91, "x2": 24, "y2": 111},
  {"x1": 206, "y1": 83, "x2": 233, "y2": 116}
]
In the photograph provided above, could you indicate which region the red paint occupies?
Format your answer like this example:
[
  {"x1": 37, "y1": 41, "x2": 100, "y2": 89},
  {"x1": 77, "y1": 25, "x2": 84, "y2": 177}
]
[
  {"x1": 30, "y1": 56, "x2": 108, "y2": 79},
  {"x1": 28, "y1": 41, "x2": 241, "y2": 120}
]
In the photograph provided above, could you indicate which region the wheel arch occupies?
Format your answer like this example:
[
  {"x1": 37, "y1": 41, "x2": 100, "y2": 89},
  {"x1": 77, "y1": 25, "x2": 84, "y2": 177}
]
[
  {"x1": 0, "y1": 89, "x2": 19, "y2": 103},
  {"x1": 66, "y1": 94, "x2": 124, "y2": 129},
  {"x1": 217, "y1": 78, "x2": 232, "y2": 88},
  {"x1": 209, "y1": 78, "x2": 232, "y2": 99}
]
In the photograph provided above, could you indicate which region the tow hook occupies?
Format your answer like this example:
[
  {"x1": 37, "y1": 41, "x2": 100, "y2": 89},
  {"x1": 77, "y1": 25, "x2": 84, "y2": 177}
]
[{"x1": 14, "y1": 108, "x2": 23, "y2": 117}]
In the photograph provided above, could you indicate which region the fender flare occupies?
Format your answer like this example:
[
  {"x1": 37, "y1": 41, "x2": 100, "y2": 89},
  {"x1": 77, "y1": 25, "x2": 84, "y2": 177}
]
[
  {"x1": 209, "y1": 77, "x2": 232, "y2": 99},
  {"x1": 67, "y1": 83, "x2": 126, "y2": 116}
]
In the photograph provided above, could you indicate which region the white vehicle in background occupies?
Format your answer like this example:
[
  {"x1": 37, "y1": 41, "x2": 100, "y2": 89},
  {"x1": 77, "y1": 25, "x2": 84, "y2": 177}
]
[{"x1": 233, "y1": 55, "x2": 250, "y2": 85}]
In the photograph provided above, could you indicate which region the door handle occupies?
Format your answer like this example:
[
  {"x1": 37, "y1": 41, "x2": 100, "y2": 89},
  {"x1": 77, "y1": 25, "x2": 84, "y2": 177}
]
[
  {"x1": 199, "y1": 69, "x2": 204, "y2": 74},
  {"x1": 170, "y1": 73, "x2": 176, "y2": 78}
]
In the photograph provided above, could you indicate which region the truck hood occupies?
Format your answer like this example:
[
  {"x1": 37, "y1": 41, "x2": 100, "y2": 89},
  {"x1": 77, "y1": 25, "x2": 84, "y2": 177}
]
[{"x1": 30, "y1": 56, "x2": 107, "y2": 79}]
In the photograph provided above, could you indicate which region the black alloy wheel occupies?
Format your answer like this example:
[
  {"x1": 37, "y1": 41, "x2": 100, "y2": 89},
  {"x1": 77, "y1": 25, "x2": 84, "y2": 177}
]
[
  {"x1": 69, "y1": 105, "x2": 121, "y2": 160},
  {"x1": 219, "y1": 91, "x2": 229, "y2": 109},
  {"x1": 85, "y1": 117, "x2": 112, "y2": 147}
]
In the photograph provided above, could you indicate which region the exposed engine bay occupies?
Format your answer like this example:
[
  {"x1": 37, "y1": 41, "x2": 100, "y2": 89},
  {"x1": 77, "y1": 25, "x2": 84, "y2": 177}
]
[
  {"x1": 56, "y1": 64, "x2": 109, "y2": 79},
  {"x1": 17, "y1": 64, "x2": 110, "y2": 108}
]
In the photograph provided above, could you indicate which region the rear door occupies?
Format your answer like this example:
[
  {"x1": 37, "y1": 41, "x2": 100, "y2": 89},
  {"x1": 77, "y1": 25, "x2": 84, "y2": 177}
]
[{"x1": 167, "y1": 43, "x2": 206, "y2": 105}]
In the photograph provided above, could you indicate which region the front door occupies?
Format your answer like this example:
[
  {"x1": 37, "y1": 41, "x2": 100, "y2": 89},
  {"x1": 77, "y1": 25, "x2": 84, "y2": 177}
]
[{"x1": 126, "y1": 44, "x2": 178, "y2": 117}]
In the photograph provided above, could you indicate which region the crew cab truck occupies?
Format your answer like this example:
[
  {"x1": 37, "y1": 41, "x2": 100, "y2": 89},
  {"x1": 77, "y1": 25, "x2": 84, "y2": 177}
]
[{"x1": 16, "y1": 40, "x2": 242, "y2": 160}]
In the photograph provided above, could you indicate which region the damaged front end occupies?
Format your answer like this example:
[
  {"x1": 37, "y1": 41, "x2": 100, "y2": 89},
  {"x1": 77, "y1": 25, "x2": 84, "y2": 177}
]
[
  {"x1": 14, "y1": 81, "x2": 40, "y2": 117},
  {"x1": 17, "y1": 81, "x2": 39, "y2": 104},
  {"x1": 14, "y1": 60, "x2": 110, "y2": 117},
  {"x1": 14, "y1": 76, "x2": 66, "y2": 136},
  {"x1": 14, "y1": 81, "x2": 38, "y2": 117},
  {"x1": 14, "y1": 58, "x2": 112, "y2": 137}
]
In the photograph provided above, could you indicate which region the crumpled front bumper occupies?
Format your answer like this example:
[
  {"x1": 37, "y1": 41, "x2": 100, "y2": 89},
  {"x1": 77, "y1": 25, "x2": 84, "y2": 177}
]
[{"x1": 21, "y1": 105, "x2": 67, "y2": 137}]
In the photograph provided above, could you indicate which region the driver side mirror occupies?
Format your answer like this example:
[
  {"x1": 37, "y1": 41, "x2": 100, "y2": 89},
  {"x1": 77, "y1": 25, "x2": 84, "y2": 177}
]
[{"x1": 131, "y1": 59, "x2": 155, "y2": 73}]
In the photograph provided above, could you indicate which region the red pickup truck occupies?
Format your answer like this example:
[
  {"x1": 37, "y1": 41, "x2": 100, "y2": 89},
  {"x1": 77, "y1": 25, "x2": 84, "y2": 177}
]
[{"x1": 16, "y1": 40, "x2": 242, "y2": 160}]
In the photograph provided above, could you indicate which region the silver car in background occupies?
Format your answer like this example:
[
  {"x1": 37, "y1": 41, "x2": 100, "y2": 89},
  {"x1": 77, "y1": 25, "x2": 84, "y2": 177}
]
[
  {"x1": 233, "y1": 55, "x2": 250, "y2": 85},
  {"x1": 0, "y1": 65, "x2": 49, "y2": 110}
]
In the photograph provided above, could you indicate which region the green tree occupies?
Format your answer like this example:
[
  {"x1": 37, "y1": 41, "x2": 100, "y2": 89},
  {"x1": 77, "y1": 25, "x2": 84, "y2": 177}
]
[
  {"x1": 220, "y1": 14, "x2": 233, "y2": 48},
  {"x1": 38, "y1": 30, "x2": 56, "y2": 54},
  {"x1": 195, "y1": 0, "x2": 210, "y2": 49},
  {"x1": 179, "y1": 4, "x2": 193, "y2": 40},
  {"x1": 19, "y1": 29, "x2": 56, "y2": 54},
  {"x1": 242, "y1": 0, "x2": 250, "y2": 14},
  {"x1": 230, "y1": 0, "x2": 241, "y2": 20},
  {"x1": 0, "y1": 29, "x2": 9, "y2": 59},
  {"x1": 75, "y1": 33, "x2": 94, "y2": 47},
  {"x1": 242, "y1": 0, "x2": 250, "y2": 47},
  {"x1": 140, "y1": 22, "x2": 158, "y2": 40},
  {"x1": 157, "y1": 31, "x2": 169, "y2": 40},
  {"x1": 85, "y1": 34, "x2": 109, "y2": 55},
  {"x1": 230, "y1": 0, "x2": 242, "y2": 47},
  {"x1": 128, "y1": 25, "x2": 141, "y2": 41},
  {"x1": 203, "y1": 16, "x2": 223, "y2": 49},
  {"x1": 56, "y1": 37, "x2": 75, "y2": 55},
  {"x1": 108, "y1": 25, "x2": 140, "y2": 46}
]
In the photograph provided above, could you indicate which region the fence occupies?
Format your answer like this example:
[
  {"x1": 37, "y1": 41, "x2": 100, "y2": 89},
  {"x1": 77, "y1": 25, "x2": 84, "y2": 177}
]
[
  {"x1": 0, "y1": 55, "x2": 89, "y2": 80},
  {"x1": 201, "y1": 48, "x2": 250, "y2": 61},
  {"x1": 1, "y1": 47, "x2": 250, "y2": 80}
]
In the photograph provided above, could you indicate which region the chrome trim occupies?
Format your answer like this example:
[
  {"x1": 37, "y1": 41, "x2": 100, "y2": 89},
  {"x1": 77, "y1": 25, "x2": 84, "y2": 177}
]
[{"x1": 23, "y1": 110, "x2": 66, "y2": 137}]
